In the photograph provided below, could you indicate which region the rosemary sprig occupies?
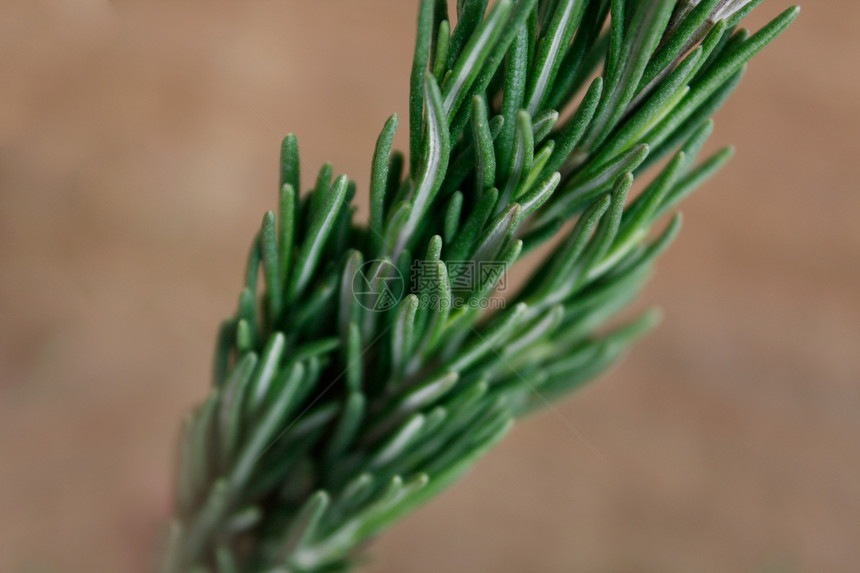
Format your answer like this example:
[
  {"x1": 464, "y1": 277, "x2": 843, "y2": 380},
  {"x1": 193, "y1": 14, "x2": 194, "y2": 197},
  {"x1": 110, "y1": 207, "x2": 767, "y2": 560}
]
[{"x1": 163, "y1": 2, "x2": 798, "y2": 571}]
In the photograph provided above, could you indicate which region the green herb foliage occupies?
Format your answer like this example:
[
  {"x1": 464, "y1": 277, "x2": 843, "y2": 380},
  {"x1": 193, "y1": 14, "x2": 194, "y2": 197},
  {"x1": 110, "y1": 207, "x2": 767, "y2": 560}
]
[{"x1": 164, "y1": 1, "x2": 798, "y2": 571}]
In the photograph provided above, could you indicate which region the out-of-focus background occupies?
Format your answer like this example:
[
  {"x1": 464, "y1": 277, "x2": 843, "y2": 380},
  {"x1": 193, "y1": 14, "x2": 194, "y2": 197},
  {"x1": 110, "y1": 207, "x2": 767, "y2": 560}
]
[{"x1": 1, "y1": 1, "x2": 857, "y2": 571}]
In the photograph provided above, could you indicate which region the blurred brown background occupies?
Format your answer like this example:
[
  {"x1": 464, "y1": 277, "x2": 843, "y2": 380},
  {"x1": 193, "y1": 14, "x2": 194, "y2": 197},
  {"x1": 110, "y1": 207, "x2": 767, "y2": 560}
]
[{"x1": 1, "y1": 1, "x2": 857, "y2": 572}]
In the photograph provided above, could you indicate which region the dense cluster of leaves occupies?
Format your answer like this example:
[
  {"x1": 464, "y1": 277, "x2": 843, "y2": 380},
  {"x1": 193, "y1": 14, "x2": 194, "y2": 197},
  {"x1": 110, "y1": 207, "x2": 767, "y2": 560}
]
[{"x1": 163, "y1": 1, "x2": 798, "y2": 571}]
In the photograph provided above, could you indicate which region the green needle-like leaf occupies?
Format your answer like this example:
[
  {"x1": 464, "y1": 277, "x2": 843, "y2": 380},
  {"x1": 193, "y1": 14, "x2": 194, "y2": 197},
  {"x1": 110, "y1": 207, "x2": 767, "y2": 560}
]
[
  {"x1": 397, "y1": 73, "x2": 451, "y2": 257},
  {"x1": 370, "y1": 115, "x2": 399, "y2": 254},
  {"x1": 289, "y1": 174, "x2": 349, "y2": 300},
  {"x1": 410, "y1": 0, "x2": 435, "y2": 170},
  {"x1": 471, "y1": 96, "x2": 496, "y2": 192}
]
